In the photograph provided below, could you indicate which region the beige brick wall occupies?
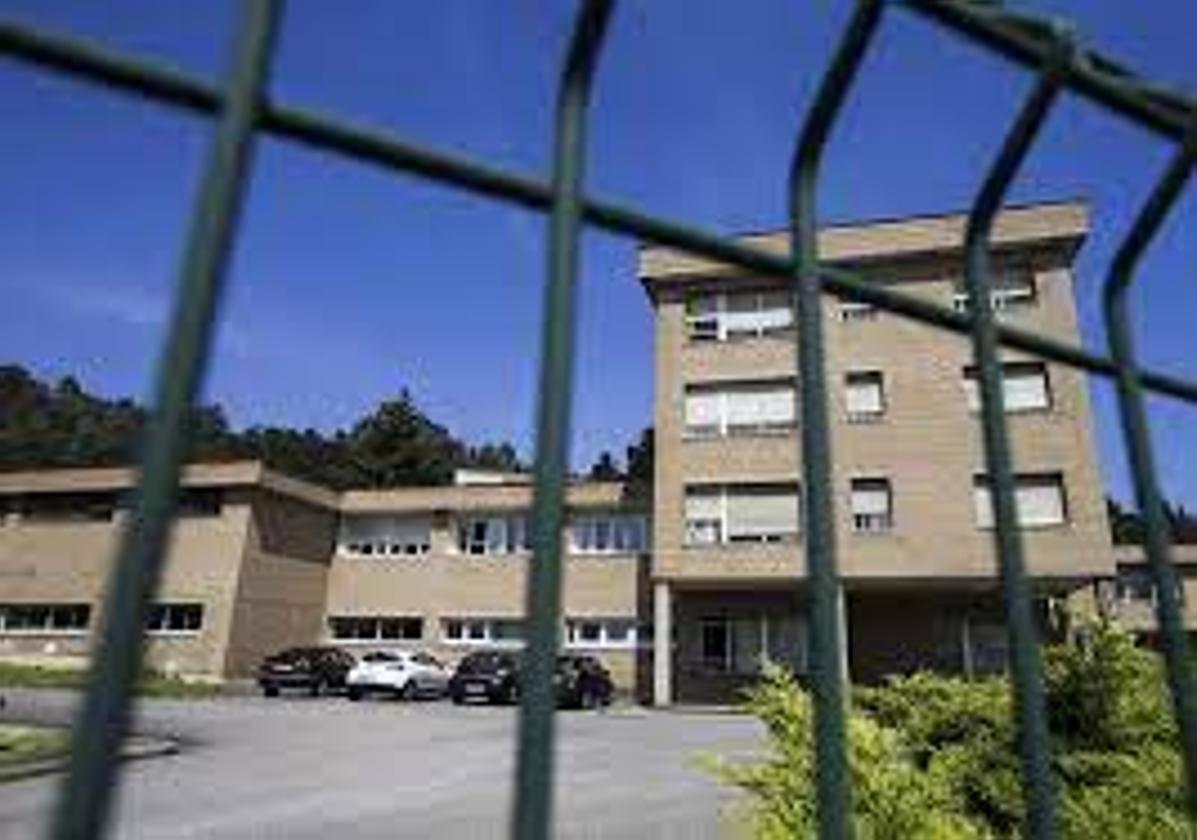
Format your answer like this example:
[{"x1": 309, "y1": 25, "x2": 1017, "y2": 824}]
[{"x1": 646, "y1": 203, "x2": 1114, "y2": 588}]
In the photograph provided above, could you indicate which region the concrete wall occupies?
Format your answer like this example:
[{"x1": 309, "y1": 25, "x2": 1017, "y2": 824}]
[
  {"x1": 222, "y1": 491, "x2": 338, "y2": 676},
  {"x1": 0, "y1": 488, "x2": 253, "y2": 676}
]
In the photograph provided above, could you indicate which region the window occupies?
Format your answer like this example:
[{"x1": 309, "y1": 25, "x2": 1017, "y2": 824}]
[
  {"x1": 685, "y1": 291, "x2": 793, "y2": 342},
  {"x1": 339, "y1": 515, "x2": 431, "y2": 558},
  {"x1": 973, "y1": 473, "x2": 1067, "y2": 529},
  {"x1": 685, "y1": 484, "x2": 800, "y2": 546},
  {"x1": 839, "y1": 300, "x2": 878, "y2": 321},
  {"x1": 564, "y1": 618, "x2": 640, "y2": 649},
  {"x1": 844, "y1": 371, "x2": 885, "y2": 422},
  {"x1": 175, "y1": 489, "x2": 223, "y2": 517},
  {"x1": 684, "y1": 381, "x2": 796, "y2": 438},
  {"x1": 144, "y1": 603, "x2": 204, "y2": 634},
  {"x1": 457, "y1": 515, "x2": 530, "y2": 556},
  {"x1": 18, "y1": 492, "x2": 117, "y2": 523},
  {"x1": 0, "y1": 603, "x2": 91, "y2": 634},
  {"x1": 442, "y1": 618, "x2": 524, "y2": 645},
  {"x1": 569, "y1": 515, "x2": 647, "y2": 554},
  {"x1": 329, "y1": 615, "x2": 423, "y2": 641},
  {"x1": 1115, "y1": 567, "x2": 1185, "y2": 606},
  {"x1": 953, "y1": 269, "x2": 1038, "y2": 313},
  {"x1": 963, "y1": 362, "x2": 1051, "y2": 413},
  {"x1": 850, "y1": 478, "x2": 893, "y2": 533}
]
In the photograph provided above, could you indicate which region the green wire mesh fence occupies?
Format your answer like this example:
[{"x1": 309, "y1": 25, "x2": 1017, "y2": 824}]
[{"x1": 1, "y1": 1, "x2": 1196, "y2": 838}]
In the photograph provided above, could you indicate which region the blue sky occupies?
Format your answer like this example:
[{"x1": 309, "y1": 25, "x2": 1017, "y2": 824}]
[{"x1": 0, "y1": 1, "x2": 1194, "y2": 503}]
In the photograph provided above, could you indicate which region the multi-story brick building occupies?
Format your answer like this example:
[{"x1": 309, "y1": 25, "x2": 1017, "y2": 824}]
[
  {"x1": 0, "y1": 199, "x2": 1154, "y2": 704},
  {"x1": 639, "y1": 200, "x2": 1114, "y2": 703}
]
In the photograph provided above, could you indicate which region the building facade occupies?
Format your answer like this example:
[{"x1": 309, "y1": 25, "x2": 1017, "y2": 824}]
[
  {"x1": 0, "y1": 463, "x2": 651, "y2": 695},
  {"x1": 0, "y1": 200, "x2": 1148, "y2": 704},
  {"x1": 640, "y1": 200, "x2": 1115, "y2": 703}
]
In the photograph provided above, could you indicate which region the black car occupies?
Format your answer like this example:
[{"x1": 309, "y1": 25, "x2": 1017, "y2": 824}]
[
  {"x1": 257, "y1": 646, "x2": 355, "y2": 697},
  {"x1": 448, "y1": 650, "x2": 614, "y2": 708},
  {"x1": 555, "y1": 654, "x2": 614, "y2": 709},
  {"x1": 449, "y1": 650, "x2": 520, "y2": 705}
]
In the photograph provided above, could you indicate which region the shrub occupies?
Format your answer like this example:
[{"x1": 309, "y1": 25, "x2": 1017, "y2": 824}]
[{"x1": 707, "y1": 620, "x2": 1189, "y2": 839}]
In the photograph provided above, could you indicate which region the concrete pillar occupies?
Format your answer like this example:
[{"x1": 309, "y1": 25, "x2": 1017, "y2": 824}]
[
  {"x1": 838, "y1": 587, "x2": 851, "y2": 685},
  {"x1": 653, "y1": 581, "x2": 672, "y2": 706}
]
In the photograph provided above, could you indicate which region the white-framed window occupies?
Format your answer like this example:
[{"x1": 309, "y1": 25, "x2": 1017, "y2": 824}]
[
  {"x1": 441, "y1": 618, "x2": 525, "y2": 645},
  {"x1": 952, "y1": 270, "x2": 1038, "y2": 313},
  {"x1": 844, "y1": 370, "x2": 885, "y2": 422},
  {"x1": 338, "y1": 515, "x2": 432, "y2": 558},
  {"x1": 850, "y1": 478, "x2": 893, "y2": 534},
  {"x1": 685, "y1": 291, "x2": 793, "y2": 342},
  {"x1": 684, "y1": 483, "x2": 800, "y2": 546},
  {"x1": 962, "y1": 362, "x2": 1051, "y2": 413},
  {"x1": 0, "y1": 603, "x2": 91, "y2": 634},
  {"x1": 569, "y1": 514, "x2": 647, "y2": 555},
  {"x1": 973, "y1": 472, "x2": 1067, "y2": 529},
  {"x1": 839, "y1": 300, "x2": 878, "y2": 322},
  {"x1": 684, "y1": 381, "x2": 796, "y2": 439},
  {"x1": 457, "y1": 514, "x2": 530, "y2": 556},
  {"x1": 145, "y1": 603, "x2": 203, "y2": 635},
  {"x1": 564, "y1": 618, "x2": 640, "y2": 649},
  {"x1": 1115, "y1": 567, "x2": 1185, "y2": 606}
]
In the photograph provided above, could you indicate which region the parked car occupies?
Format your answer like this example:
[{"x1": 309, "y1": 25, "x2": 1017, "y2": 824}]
[
  {"x1": 448, "y1": 650, "x2": 521, "y2": 705},
  {"x1": 257, "y1": 646, "x2": 355, "y2": 697},
  {"x1": 448, "y1": 650, "x2": 614, "y2": 708},
  {"x1": 346, "y1": 650, "x2": 451, "y2": 701},
  {"x1": 555, "y1": 654, "x2": 614, "y2": 709}
]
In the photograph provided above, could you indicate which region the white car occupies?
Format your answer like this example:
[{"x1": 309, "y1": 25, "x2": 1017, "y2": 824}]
[{"x1": 346, "y1": 650, "x2": 451, "y2": 701}]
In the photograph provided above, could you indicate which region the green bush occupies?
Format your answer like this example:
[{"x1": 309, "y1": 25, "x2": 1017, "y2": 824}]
[{"x1": 707, "y1": 620, "x2": 1191, "y2": 839}]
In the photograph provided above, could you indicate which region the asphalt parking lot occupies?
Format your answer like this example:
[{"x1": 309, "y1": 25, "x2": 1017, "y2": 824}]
[{"x1": 0, "y1": 690, "x2": 764, "y2": 839}]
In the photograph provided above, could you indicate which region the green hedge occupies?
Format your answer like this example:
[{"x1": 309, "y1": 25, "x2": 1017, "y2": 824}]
[{"x1": 704, "y1": 621, "x2": 1191, "y2": 838}]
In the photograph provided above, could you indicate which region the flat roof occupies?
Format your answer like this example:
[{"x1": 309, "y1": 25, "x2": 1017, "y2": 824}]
[
  {"x1": 638, "y1": 199, "x2": 1089, "y2": 290},
  {"x1": 0, "y1": 462, "x2": 636, "y2": 514}
]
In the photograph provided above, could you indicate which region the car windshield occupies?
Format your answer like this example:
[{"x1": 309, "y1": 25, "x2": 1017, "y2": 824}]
[
  {"x1": 361, "y1": 652, "x2": 401, "y2": 663},
  {"x1": 458, "y1": 653, "x2": 512, "y2": 674}
]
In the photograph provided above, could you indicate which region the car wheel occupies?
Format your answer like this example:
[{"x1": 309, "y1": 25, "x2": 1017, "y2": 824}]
[
  {"x1": 262, "y1": 684, "x2": 279, "y2": 698},
  {"x1": 347, "y1": 686, "x2": 363, "y2": 702},
  {"x1": 399, "y1": 681, "x2": 417, "y2": 701},
  {"x1": 309, "y1": 679, "x2": 324, "y2": 698}
]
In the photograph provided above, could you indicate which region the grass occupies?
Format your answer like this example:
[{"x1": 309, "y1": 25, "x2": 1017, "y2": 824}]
[
  {"x1": 0, "y1": 724, "x2": 71, "y2": 769},
  {"x1": 0, "y1": 662, "x2": 222, "y2": 699}
]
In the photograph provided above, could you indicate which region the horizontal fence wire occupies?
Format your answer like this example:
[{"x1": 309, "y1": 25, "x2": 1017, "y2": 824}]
[{"x1": 0, "y1": 1, "x2": 1194, "y2": 839}]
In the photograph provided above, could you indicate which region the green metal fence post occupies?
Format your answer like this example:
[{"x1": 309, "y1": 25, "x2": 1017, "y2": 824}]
[
  {"x1": 789, "y1": 1, "x2": 884, "y2": 836},
  {"x1": 1101, "y1": 119, "x2": 1197, "y2": 816},
  {"x1": 511, "y1": 2, "x2": 612, "y2": 839},
  {"x1": 46, "y1": 3, "x2": 281, "y2": 838},
  {"x1": 961, "y1": 32, "x2": 1073, "y2": 839}
]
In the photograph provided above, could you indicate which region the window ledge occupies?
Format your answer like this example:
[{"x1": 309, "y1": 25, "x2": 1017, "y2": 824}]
[
  {"x1": 145, "y1": 630, "x2": 202, "y2": 638},
  {"x1": 0, "y1": 630, "x2": 89, "y2": 637}
]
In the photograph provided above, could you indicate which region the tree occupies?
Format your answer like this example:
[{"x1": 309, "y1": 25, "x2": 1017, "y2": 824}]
[
  {"x1": 625, "y1": 426, "x2": 653, "y2": 487},
  {"x1": 0, "y1": 365, "x2": 526, "y2": 491},
  {"x1": 588, "y1": 451, "x2": 621, "y2": 481}
]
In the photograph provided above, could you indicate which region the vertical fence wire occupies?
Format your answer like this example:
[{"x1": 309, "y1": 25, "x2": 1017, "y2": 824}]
[
  {"x1": 47, "y1": 2, "x2": 282, "y2": 838},
  {"x1": 789, "y1": 1, "x2": 884, "y2": 835},
  {"x1": 1101, "y1": 119, "x2": 1197, "y2": 816},
  {"x1": 511, "y1": 2, "x2": 613, "y2": 838},
  {"x1": 961, "y1": 33, "x2": 1073, "y2": 839}
]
